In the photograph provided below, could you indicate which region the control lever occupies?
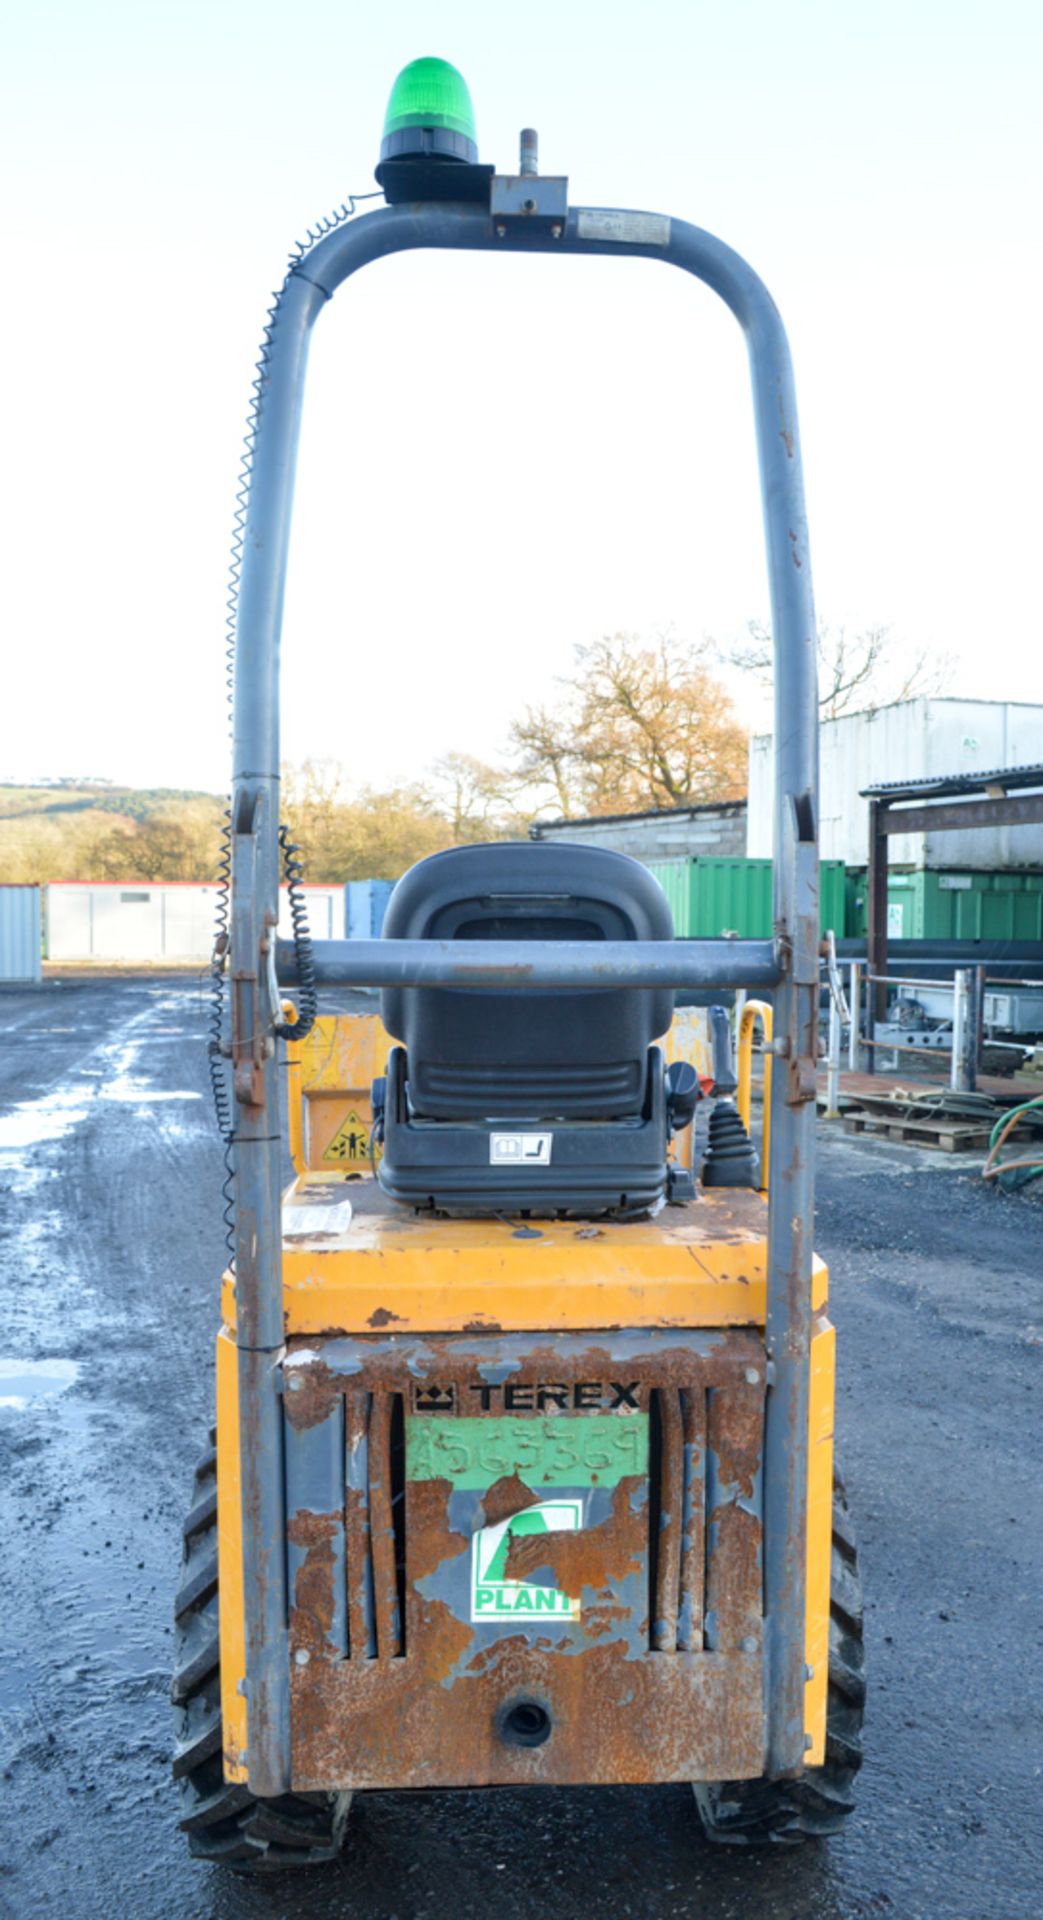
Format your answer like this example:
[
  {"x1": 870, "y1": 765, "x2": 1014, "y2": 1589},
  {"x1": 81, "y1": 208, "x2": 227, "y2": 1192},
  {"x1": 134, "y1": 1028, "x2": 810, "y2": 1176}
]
[
  {"x1": 665, "y1": 1059, "x2": 700, "y2": 1133},
  {"x1": 708, "y1": 1003, "x2": 738, "y2": 1095}
]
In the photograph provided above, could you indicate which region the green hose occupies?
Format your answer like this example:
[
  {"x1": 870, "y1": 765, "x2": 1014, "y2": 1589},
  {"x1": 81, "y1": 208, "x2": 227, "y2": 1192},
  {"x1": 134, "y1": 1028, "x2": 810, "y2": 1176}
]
[{"x1": 983, "y1": 1094, "x2": 1043, "y2": 1191}]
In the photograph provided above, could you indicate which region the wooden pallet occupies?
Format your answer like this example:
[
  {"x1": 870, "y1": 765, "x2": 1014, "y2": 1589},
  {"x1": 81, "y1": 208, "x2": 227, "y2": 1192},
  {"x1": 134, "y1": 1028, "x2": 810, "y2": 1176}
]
[{"x1": 841, "y1": 1109, "x2": 990, "y2": 1153}]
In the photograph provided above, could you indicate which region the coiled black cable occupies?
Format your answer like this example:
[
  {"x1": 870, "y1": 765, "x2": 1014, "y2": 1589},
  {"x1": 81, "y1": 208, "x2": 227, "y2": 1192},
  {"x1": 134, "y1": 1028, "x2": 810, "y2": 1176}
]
[
  {"x1": 206, "y1": 188, "x2": 383, "y2": 1251},
  {"x1": 274, "y1": 824, "x2": 317, "y2": 1040}
]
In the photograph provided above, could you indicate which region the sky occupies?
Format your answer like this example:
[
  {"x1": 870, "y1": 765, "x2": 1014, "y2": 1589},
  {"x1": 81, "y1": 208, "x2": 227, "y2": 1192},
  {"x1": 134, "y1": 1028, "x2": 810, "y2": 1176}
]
[{"x1": 2, "y1": 0, "x2": 1041, "y2": 795}]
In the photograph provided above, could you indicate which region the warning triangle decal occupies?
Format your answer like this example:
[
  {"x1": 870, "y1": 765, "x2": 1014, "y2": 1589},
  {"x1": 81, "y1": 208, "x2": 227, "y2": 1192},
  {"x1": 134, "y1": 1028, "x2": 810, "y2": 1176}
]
[{"x1": 322, "y1": 1109, "x2": 372, "y2": 1166}]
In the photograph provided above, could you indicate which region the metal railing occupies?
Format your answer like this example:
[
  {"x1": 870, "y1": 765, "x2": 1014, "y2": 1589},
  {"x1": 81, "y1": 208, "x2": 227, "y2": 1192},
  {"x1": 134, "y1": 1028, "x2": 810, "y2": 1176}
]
[
  {"x1": 844, "y1": 963, "x2": 976, "y2": 1092},
  {"x1": 736, "y1": 998, "x2": 773, "y2": 1191}
]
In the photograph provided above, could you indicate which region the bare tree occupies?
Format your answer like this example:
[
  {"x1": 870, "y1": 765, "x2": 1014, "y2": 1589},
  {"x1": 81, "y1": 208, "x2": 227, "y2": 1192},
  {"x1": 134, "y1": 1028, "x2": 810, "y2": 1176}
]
[
  {"x1": 425, "y1": 753, "x2": 526, "y2": 843},
  {"x1": 511, "y1": 633, "x2": 748, "y2": 818},
  {"x1": 726, "y1": 620, "x2": 954, "y2": 719}
]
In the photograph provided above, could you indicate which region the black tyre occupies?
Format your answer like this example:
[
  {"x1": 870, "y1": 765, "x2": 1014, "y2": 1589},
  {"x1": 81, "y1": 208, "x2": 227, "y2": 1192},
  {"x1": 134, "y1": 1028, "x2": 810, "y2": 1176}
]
[
  {"x1": 693, "y1": 1476, "x2": 865, "y2": 1845},
  {"x1": 172, "y1": 1436, "x2": 351, "y2": 1871}
]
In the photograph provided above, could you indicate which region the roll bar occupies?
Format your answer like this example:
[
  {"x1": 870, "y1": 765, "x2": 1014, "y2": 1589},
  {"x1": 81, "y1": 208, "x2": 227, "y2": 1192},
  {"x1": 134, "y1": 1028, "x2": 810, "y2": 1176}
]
[{"x1": 230, "y1": 197, "x2": 820, "y2": 1793}]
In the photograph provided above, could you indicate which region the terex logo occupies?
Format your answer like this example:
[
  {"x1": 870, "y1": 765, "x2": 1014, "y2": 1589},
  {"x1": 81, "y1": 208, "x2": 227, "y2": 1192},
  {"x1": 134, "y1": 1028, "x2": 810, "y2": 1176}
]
[{"x1": 412, "y1": 1380, "x2": 641, "y2": 1414}]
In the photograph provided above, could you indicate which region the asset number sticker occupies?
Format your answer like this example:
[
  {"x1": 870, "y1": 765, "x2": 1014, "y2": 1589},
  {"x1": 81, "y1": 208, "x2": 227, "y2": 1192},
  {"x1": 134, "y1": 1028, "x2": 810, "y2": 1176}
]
[{"x1": 405, "y1": 1413, "x2": 648, "y2": 1490}]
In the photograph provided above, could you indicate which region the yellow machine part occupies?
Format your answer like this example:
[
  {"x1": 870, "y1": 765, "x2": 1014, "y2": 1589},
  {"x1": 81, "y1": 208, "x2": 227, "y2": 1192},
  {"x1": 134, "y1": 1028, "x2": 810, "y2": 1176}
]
[
  {"x1": 287, "y1": 1007, "x2": 714, "y2": 1176},
  {"x1": 222, "y1": 1181, "x2": 827, "y2": 1336},
  {"x1": 218, "y1": 1008, "x2": 833, "y2": 1783}
]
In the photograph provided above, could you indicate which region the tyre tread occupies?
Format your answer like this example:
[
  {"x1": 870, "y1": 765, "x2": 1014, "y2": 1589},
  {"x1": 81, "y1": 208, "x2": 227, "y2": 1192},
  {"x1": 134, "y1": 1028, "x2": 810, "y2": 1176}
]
[
  {"x1": 693, "y1": 1477, "x2": 865, "y2": 1846},
  {"x1": 172, "y1": 1443, "x2": 350, "y2": 1872}
]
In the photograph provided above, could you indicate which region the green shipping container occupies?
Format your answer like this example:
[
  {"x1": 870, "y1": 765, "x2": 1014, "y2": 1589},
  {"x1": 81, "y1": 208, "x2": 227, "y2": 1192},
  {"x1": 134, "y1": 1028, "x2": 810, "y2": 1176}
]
[
  {"x1": 844, "y1": 868, "x2": 1043, "y2": 941},
  {"x1": 647, "y1": 857, "x2": 848, "y2": 939}
]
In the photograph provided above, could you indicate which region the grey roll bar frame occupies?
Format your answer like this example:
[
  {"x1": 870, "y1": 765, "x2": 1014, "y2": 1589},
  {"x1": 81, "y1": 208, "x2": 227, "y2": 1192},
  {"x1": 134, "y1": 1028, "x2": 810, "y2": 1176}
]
[
  {"x1": 277, "y1": 935, "x2": 783, "y2": 992},
  {"x1": 230, "y1": 197, "x2": 819, "y2": 1794}
]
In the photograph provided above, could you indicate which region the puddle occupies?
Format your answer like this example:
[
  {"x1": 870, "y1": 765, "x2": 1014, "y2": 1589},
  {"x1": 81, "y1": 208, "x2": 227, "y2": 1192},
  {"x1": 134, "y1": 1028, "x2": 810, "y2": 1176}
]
[
  {"x1": 0, "y1": 1089, "x2": 90, "y2": 1151},
  {"x1": 0, "y1": 1024, "x2": 203, "y2": 1151},
  {"x1": 0, "y1": 1356, "x2": 80, "y2": 1410},
  {"x1": 99, "y1": 1078, "x2": 201, "y2": 1104}
]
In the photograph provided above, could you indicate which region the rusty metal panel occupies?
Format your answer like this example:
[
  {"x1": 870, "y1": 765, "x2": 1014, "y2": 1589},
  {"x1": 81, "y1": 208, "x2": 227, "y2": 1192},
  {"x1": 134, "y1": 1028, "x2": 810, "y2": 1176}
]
[
  {"x1": 285, "y1": 1388, "x2": 347, "y2": 1660},
  {"x1": 282, "y1": 1329, "x2": 766, "y2": 1789}
]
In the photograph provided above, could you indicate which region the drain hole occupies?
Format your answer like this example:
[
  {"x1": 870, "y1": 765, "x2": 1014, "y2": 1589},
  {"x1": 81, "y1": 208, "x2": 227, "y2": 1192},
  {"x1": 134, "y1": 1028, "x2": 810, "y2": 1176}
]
[{"x1": 500, "y1": 1699, "x2": 552, "y2": 1748}]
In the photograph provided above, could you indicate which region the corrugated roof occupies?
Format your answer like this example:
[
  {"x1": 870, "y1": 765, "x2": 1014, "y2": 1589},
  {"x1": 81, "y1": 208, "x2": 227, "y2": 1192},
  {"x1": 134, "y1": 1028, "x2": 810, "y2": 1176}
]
[
  {"x1": 529, "y1": 798, "x2": 747, "y2": 833},
  {"x1": 861, "y1": 763, "x2": 1043, "y2": 802}
]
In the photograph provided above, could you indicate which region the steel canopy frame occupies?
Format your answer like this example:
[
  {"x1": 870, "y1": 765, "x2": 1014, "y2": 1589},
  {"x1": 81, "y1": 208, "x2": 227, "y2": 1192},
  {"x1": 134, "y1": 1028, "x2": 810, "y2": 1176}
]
[{"x1": 230, "y1": 199, "x2": 820, "y2": 1795}]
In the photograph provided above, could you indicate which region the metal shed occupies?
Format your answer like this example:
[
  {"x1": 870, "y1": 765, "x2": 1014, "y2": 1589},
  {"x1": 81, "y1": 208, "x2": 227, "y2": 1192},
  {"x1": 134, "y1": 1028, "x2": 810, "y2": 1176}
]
[
  {"x1": 748, "y1": 698, "x2": 1043, "y2": 868},
  {"x1": 529, "y1": 800, "x2": 747, "y2": 862},
  {"x1": 0, "y1": 886, "x2": 42, "y2": 983}
]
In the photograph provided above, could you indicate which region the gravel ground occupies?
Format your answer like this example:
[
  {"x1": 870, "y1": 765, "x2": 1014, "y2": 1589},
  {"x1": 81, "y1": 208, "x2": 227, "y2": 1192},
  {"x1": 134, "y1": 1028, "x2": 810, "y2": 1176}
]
[{"x1": 0, "y1": 975, "x2": 1040, "y2": 1920}]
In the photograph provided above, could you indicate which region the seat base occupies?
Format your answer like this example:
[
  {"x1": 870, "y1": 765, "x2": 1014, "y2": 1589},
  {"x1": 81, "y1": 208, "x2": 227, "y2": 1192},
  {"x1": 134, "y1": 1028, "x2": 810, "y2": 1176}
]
[{"x1": 378, "y1": 1046, "x2": 675, "y2": 1218}]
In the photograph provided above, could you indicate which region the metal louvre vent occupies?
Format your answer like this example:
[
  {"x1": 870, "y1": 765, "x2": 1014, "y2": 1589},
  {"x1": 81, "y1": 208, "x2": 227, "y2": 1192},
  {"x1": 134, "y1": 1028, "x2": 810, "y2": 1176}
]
[
  {"x1": 343, "y1": 1387, "x2": 406, "y2": 1659},
  {"x1": 649, "y1": 1383, "x2": 763, "y2": 1654}
]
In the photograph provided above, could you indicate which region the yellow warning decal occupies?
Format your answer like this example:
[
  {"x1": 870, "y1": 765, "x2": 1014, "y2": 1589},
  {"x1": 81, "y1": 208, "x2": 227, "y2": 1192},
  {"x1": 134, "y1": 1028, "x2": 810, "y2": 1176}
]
[{"x1": 322, "y1": 1110, "x2": 372, "y2": 1166}]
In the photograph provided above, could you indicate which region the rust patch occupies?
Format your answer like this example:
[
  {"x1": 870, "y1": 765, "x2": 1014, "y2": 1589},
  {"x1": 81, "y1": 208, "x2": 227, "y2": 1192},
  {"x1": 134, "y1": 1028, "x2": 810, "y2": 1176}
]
[
  {"x1": 291, "y1": 1637, "x2": 764, "y2": 1789},
  {"x1": 706, "y1": 1382, "x2": 764, "y2": 1653},
  {"x1": 505, "y1": 1477, "x2": 644, "y2": 1598},
  {"x1": 367, "y1": 1305, "x2": 404, "y2": 1329},
  {"x1": 462, "y1": 1317, "x2": 502, "y2": 1334},
  {"x1": 406, "y1": 1477, "x2": 469, "y2": 1584},
  {"x1": 478, "y1": 1474, "x2": 541, "y2": 1529},
  {"x1": 582, "y1": 1601, "x2": 630, "y2": 1638},
  {"x1": 282, "y1": 1354, "x2": 340, "y2": 1431},
  {"x1": 287, "y1": 1509, "x2": 337, "y2": 1651},
  {"x1": 415, "y1": 1594, "x2": 474, "y2": 1688}
]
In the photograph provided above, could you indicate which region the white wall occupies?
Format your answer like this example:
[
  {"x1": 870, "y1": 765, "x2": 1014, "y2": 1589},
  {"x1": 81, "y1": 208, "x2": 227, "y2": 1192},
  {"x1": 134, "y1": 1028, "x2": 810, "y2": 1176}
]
[
  {"x1": 747, "y1": 699, "x2": 1043, "y2": 868},
  {"x1": 46, "y1": 883, "x2": 344, "y2": 959}
]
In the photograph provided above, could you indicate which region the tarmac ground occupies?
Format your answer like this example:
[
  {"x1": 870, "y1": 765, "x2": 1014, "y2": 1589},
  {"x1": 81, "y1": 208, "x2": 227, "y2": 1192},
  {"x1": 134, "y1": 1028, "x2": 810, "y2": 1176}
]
[{"x1": 0, "y1": 974, "x2": 1040, "y2": 1920}]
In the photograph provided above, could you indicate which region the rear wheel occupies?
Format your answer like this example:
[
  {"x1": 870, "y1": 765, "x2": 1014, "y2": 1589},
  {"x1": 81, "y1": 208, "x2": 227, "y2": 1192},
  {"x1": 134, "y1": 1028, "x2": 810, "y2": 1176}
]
[
  {"x1": 693, "y1": 1478, "x2": 865, "y2": 1845},
  {"x1": 172, "y1": 1436, "x2": 351, "y2": 1871}
]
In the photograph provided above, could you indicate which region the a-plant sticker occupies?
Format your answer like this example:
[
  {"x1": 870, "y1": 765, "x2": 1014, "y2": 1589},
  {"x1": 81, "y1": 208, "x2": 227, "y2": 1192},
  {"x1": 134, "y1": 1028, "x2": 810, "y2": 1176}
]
[{"x1": 471, "y1": 1500, "x2": 583, "y2": 1622}]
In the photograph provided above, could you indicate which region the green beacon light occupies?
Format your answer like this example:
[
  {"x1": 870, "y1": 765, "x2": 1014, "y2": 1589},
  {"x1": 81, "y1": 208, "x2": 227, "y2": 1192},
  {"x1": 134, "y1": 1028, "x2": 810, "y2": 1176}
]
[
  {"x1": 379, "y1": 57, "x2": 478, "y2": 168},
  {"x1": 375, "y1": 57, "x2": 492, "y2": 204}
]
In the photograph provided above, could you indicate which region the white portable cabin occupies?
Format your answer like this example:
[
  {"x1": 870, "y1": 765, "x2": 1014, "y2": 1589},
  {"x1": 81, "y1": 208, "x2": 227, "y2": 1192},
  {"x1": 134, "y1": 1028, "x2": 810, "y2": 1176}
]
[{"x1": 45, "y1": 883, "x2": 345, "y2": 961}]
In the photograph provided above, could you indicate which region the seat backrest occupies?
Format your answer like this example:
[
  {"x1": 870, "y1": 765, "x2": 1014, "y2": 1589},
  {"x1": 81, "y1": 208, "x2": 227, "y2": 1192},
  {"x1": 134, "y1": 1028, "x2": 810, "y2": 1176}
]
[{"x1": 380, "y1": 842, "x2": 674, "y2": 1120}]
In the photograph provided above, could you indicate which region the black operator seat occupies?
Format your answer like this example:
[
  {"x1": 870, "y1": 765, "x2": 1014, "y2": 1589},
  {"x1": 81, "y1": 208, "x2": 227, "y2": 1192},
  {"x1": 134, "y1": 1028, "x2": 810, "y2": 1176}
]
[{"x1": 379, "y1": 841, "x2": 675, "y2": 1123}]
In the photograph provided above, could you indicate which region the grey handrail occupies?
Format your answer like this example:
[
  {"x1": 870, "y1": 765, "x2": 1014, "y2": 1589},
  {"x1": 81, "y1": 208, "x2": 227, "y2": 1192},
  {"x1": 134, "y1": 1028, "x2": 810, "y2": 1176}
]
[
  {"x1": 231, "y1": 196, "x2": 820, "y2": 1795},
  {"x1": 277, "y1": 936, "x2": 782, "y2": 991}
]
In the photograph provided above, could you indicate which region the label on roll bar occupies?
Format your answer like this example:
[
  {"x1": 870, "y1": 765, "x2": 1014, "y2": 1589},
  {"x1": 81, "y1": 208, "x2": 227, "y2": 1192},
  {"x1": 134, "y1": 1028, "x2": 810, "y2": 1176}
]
[{"x1": 577, "y1": 210, "x2": 671, "y2": 247}]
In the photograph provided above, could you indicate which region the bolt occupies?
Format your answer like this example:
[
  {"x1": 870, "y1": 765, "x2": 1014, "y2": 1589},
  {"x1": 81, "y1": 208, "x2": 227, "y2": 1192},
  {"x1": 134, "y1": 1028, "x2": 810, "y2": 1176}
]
[
  {"x1": 286, "y1": 1374, "x2": 302, "y2": 1392},
  {"x1": 805, "y1": 1663, "x2": 815, "y2": 1681},
  {"x1": 741, "y1": 1635, "x2": 758, "y2": 1654},
  {"x1": 295, "y1": 1648, "x2": 310, "y2": 1667},
  {"x1": 804, "y1": 1732, "x2": 814, "y2": 1751},
  {"x1": 496, "y1": 224, "x2": 507, "y2": 239},
  {"x1": 745, "y1": 1368, "x2": 760, "y2": 1386},
  {"x1": 551, "y1": 223, "x2": 563, "y2": 239}
]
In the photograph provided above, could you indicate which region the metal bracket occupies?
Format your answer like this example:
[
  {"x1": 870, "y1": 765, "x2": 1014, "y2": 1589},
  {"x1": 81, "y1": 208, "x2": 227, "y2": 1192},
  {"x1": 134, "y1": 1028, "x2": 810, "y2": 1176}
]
[
  {"x1": 490, "y1": 174, "x2": 568, "y2": 233},
  {"x1": 782, "y1": 822, "x2": 820, "y2": 1106},
  {"x1": 231, "y1": 802, "x2": 266, "y2": 1109}
]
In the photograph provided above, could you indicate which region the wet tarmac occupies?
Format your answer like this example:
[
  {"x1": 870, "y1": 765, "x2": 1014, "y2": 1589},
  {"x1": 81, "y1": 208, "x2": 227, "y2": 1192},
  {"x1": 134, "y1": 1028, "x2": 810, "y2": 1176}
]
[{"x1": 0, "y1": 975, "x2": 1040, "y2": 1920}]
